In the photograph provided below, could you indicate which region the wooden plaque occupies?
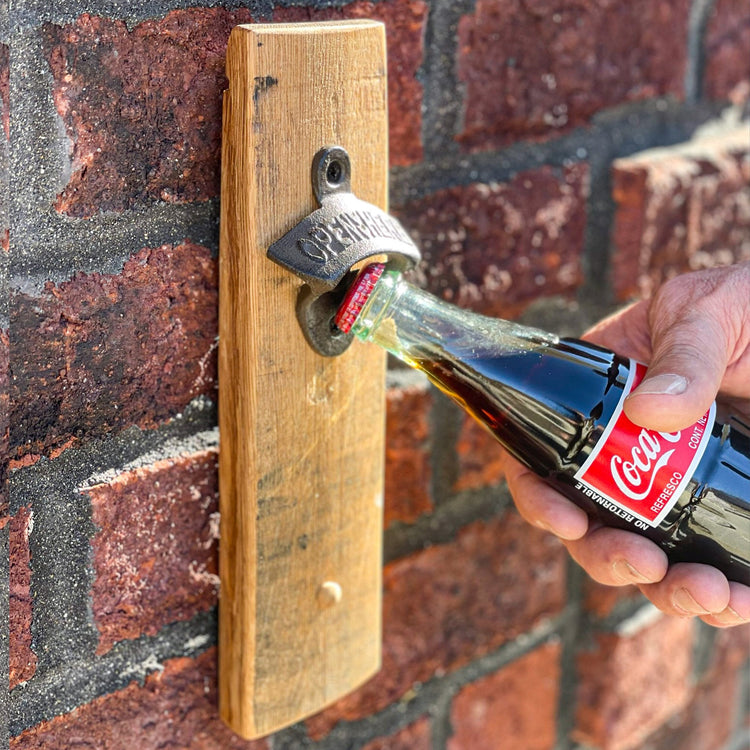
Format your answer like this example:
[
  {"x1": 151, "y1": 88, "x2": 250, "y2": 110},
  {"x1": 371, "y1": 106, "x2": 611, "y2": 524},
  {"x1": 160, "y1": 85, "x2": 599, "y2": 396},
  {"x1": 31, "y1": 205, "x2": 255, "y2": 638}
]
[{"x1": 218, "y1": 21, "x2": 387, "y2": 739}]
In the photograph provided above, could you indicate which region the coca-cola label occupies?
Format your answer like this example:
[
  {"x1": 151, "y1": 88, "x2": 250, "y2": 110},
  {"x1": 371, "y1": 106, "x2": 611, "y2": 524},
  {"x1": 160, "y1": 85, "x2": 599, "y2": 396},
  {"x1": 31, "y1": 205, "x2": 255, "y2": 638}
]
[{"x1": 574, "y1": 362, "x2": 716, "y2": 528}]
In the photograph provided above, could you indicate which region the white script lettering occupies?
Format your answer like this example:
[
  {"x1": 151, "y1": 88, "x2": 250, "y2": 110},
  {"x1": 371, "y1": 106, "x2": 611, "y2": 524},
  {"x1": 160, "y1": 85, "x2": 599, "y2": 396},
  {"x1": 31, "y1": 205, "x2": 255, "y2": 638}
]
[{"x1": 609, "y1": 428, "x2": 681, "y2": 501}]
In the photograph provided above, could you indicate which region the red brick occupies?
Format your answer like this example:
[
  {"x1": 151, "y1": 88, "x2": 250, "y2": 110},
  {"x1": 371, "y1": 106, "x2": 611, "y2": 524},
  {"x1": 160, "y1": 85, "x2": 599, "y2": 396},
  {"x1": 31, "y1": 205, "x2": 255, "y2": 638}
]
[
  {"x1": 0, "y1": 327, "x2": 8, "y2": 518},
  {"x1": 704, "y1": 0, "x2": 750, "y2": 104},
  {"x1": 611, "y1": 127, "x2": 750, "y2": 300},
  {"x1": 362, "y1": 718, "x2": 432, "y2": 750},
  {"x1": 574, "y1": 612, "x2": 694, "y2": 750},
  {"x1": 712, "y1": 623, "x2": 750, "y2": 672},
  {"x1": 584, "y1": 579, "x2": 643, "y2": 619},
  {"x1": 43, "y1": 9, "x2": 253, "y2": 217},
  {"x1": 9, "y1": 241, "x2": 217, "y2": 462},
  {"x1": 88, "y1": 450, "x2": 219, "y2": 655},
  {"x1": 396, "y1": 164, "x2": 588, "y2": 317},
  {"x1": 385, "y1": 384, "x2": 432, "y2": 526},
  {"x1": 457, "y1": 0, "x2": 689, "y2": 151},
  {"x1": 274, "y1": 1, "x2": 427, "y2": 167},
  {"x1": 306, "y1": 512, "x2": 566, "y2": 738},
  {"x1": 638, "y1": 673, "x2": 737, "y2": 750},
  {"x1": 10, "y1": 505, "x2": 37, "y2": 689},
  {"x1": 43, "y1": 3, "x2": 425, "y2": 217},
  {"x1": 638, "y1": 626, "x2": 749, "y2": 750},
  {"x1": 9, "y1": 649, "x2": 267, "y2": 750},
  {"x1": 448, "y1": 642, "x2": 561, "y2": 750},
  {"x1": 454, "y1": 414, "x2": 504, "y2": 492}
]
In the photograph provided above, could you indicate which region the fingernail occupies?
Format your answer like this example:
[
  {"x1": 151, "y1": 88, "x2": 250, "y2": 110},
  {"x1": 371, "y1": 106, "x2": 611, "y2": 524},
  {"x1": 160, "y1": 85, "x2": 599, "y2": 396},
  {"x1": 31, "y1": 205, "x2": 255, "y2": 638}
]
[
  {"x1": 672, "y1": 587, "x2": 711, "y2": 615},
  {"x1": 712, "y1": 607, "x2": 744, "y2": 626},
  {"x1": 631, "y1": 373, "x2": 688, "y2": 397},
  {"x1": 612, "y1": 559, "x2": 651, "y2": 584}
]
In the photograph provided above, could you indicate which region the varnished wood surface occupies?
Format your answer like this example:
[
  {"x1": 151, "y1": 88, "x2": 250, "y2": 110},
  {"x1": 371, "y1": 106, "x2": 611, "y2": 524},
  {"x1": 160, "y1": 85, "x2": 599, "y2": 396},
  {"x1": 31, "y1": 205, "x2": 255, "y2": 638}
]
[{"x1": 218, "y1": 21, "x2": 388, "y2": 739}]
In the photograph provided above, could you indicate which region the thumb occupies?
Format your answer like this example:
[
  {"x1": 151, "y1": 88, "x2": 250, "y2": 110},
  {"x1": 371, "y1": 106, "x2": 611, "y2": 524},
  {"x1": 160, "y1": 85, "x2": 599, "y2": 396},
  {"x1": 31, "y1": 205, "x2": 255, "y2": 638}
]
[{"x1": 623, "y1": 313, "x2": 726, "y2": 432}]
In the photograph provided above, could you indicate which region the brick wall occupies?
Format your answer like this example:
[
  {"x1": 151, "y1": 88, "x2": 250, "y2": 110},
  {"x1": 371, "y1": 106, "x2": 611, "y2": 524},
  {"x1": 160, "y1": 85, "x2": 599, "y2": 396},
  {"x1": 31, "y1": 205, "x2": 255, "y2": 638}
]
[{"x1": 4, "y1": 1, "x2": 749, "y2": 749}]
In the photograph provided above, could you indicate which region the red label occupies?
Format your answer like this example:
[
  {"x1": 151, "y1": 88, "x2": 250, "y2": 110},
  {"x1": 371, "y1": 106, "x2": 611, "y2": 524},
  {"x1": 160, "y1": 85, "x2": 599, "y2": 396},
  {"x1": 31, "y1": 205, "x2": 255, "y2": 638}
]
[{"x1": 574, "y1": 362, "x2": 715, "y2": 528}]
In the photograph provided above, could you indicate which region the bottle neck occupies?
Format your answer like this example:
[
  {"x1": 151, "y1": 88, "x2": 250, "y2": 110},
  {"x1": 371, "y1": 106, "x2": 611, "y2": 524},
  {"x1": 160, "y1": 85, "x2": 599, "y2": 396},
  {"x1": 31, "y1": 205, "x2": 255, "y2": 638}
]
[
  {"x1": 339, "y1": 264, "x2": 628, "y2": 481},
  {"x1": 346, "y1": 266, "x2": 558, "y2": 367}
]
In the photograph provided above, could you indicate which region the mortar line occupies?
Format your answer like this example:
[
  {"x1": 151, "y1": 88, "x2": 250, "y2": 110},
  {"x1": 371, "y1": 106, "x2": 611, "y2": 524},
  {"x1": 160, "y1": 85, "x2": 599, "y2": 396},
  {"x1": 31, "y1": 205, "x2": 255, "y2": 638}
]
[
  {"x1": 418, "y1": 0, "x2": 476, "y2": 164},
  {"x1": 554, "y1": 560, "x2": 588, "y2": 750},
  {"x1": 383, "y1": 483, "x2": 512, "y2": 565},
  {"x1": 271, "y1": 614, "x2": 568, "y2": 750},
  {"x1": 9, "y1": 608, "x2": 217, "y2": 737},
  {"x1": 428, "y1": 385, "x2": 462, "y2": 508},
  {"x1": 7, "y1": 22, "x2": 220, "y2": 286},
  {"x1": 9, "y1": 0, "x2": 264, "y2": 31},
  {"x1": 8, "y1": 395, "x2": 217, "y2": 514},
  {"x1": 686, "y1": 0, "x2": 717, "y2": 103},
  {"x1": 390, "y1": 98, "x2": 730, "y2": 206},
  {"x1": 9, "y1": 20, "x2": 732, "y2": 284},
  {"x1": 9, "y1": 398, "x2": 218, "y2": 674}
]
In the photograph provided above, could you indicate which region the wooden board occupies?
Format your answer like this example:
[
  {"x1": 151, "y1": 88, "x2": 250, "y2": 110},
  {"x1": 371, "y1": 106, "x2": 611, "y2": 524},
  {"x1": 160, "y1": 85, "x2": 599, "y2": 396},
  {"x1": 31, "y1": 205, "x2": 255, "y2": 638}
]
[{"x1": 218, "y1": 21, "x2": 387, "y2": 739}]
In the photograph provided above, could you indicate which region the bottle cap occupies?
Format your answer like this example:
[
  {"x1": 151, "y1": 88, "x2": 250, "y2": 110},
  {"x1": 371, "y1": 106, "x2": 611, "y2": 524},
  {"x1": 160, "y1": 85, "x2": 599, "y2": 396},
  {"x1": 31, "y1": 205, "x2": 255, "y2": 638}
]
[{"x1": 334, "y1": 262, "x2": 386, "y2": 334}]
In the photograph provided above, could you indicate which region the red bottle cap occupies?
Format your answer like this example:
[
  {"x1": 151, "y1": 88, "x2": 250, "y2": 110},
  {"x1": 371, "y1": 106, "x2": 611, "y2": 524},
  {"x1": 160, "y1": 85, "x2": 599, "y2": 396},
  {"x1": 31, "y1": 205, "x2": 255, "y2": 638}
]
[{"x1": 334, "y1": 262, "x2": 386, "y2": 334}]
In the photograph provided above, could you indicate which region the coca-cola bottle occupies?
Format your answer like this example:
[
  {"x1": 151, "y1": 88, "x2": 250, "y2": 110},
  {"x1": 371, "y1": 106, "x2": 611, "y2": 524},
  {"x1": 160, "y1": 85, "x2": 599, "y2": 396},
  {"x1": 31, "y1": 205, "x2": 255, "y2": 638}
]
[{"x1": 335, "y1": 263, "x2": 750, "y2": 586}]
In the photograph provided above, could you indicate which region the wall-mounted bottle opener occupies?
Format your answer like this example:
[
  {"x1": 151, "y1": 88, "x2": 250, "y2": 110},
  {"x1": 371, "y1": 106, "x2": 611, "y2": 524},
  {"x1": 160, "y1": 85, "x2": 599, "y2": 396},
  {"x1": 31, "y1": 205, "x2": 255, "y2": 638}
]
[
  {"x1": 218, "y1": 20, "x2": 417, "y2": 740},
  {"x1": 268, "y1": 145, "x2": 420, "y2": 356}
]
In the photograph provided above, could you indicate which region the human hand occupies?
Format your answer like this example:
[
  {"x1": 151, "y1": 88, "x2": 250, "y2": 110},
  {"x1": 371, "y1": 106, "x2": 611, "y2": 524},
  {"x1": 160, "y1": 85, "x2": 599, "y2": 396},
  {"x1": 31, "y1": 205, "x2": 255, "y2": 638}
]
[{"x1": 503, "y1": 262, "x2": 750, "y2": 626}]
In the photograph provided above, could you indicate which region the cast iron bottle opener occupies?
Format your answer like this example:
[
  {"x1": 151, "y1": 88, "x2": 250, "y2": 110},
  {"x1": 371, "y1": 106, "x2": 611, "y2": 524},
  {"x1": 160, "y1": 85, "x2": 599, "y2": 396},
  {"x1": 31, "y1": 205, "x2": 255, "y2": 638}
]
[{"x1": 268, "y1": 146, "x2": 421, "y2": 356}]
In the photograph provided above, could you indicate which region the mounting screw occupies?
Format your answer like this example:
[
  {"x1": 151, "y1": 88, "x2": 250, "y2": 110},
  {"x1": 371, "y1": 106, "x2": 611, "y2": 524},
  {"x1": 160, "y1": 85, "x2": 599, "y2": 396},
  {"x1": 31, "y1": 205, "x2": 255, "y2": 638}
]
[
  {"x1": 326, "y1": 159, "x2": 343, "y2": 186},
  {"x1": 312, "y1": 146, "x2": 351, "y2": 204}
]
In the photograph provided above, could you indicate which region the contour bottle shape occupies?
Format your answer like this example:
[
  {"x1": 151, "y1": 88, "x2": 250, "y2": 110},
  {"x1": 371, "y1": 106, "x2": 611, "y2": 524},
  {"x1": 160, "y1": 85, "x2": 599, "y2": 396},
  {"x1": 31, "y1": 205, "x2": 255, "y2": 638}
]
[{"x1": 335, "y1": 263, "x2": 750, "y2": 586}]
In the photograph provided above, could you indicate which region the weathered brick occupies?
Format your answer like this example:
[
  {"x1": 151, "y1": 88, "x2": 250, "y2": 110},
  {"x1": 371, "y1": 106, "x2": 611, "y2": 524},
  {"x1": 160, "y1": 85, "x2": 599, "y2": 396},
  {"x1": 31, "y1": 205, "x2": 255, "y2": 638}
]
[
  {"x1": 0, "y1": 327, "x2": 8, "y2": 517},
  {"x1": 395, "y1": 164, "x2": 588, "y2": 317},
  {"x1": 274, "y1": 1, "x2": 427, "y2": 167},
  {"x1": 87, "y1": 450, "x2": 219, "y2": 655},
  {"x1": 10, "y1": 505, "x2": 37, "y2": 689},
  {"x1": 611, "y1": 127, "x2": 750, "y2": 300},
  {"x1": 385, "y1": 384, "x2": 432, "y2": 526},
  {"x1": 448, "y1": 642, "x2": 561, "y2": 750},
  {"x1": 9, "y1": 649, "x2": 267, "y2": 749},
  {"x1": 704, "y1": 0, "x2": 750, "y2": 104},
  {"x1": 43, "y1": 9, "x2": 253, "y2": 217},
  {"x1": 711, "y1": 623, "x2": 750, "y2": 673},
  {"x1": 457, "y1": 0, "x2": 689, "y2": 151},
  {"x1": 638, "y1": 626, "x2": 749, "y2": 750},
  {"x1": 584, "y1": 579, "x2": 644, "y2": 619},
  {"x1": 574, "y1": 611, "x2": 694, "y2": 750},
  {"x1": 44, "y1": 3, "x2": 425, "y2": 217},
  {"x1": 306, "y1": 512, "x2": 566, "y2": 738},
  {"x1": 362, "y1": 718, "x2": 432, "y2": 750},
  {"x1": 9, "y1": 241, "x2": 217, "y2": 462},
  {"x1": 454, "y1": 414, "x2": 504, "y2": 492}
]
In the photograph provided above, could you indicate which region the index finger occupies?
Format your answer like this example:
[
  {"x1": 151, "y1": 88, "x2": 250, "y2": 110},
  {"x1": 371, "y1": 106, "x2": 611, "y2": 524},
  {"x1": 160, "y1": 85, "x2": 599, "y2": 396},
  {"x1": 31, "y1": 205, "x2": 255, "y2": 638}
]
[{"x1": 501, "y1": 452, "x2": 589, "y2": 540}]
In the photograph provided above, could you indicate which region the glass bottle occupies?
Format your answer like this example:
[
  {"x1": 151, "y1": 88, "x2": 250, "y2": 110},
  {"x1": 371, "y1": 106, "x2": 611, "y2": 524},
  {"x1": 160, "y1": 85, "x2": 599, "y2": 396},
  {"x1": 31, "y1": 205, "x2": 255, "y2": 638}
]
[{"x1": 335, "y1": 263, "x2": 750, "y2": 585}]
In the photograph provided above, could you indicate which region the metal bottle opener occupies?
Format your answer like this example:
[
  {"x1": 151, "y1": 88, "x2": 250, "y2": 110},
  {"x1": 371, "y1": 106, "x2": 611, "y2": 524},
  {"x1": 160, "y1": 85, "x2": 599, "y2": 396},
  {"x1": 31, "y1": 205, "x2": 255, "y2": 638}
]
[{"x1": 267, "y1": 146, "x2": 421, "y2": 356}]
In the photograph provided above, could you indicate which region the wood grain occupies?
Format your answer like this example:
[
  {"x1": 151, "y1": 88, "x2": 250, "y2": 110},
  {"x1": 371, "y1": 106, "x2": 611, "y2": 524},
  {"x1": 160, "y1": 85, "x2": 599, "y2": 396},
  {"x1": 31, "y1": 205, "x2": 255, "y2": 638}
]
[{"x1": 218, "y1": 21, "x2": 387, "y2": 739}]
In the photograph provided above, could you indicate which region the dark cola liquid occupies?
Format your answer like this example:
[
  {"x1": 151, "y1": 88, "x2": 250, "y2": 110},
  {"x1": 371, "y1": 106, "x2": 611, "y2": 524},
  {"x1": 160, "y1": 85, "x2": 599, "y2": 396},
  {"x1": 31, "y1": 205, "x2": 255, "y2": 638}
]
[{"x1": 415, "y1": 337, "x2": 750, "y2": 585}]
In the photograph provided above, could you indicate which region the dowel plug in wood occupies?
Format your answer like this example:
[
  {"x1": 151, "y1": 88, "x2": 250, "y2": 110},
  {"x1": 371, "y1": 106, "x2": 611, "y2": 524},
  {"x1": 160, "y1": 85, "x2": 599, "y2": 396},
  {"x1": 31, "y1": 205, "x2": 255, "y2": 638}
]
[{"x1": 317, "y1": 581, "x2": 343, "y2": 609}]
